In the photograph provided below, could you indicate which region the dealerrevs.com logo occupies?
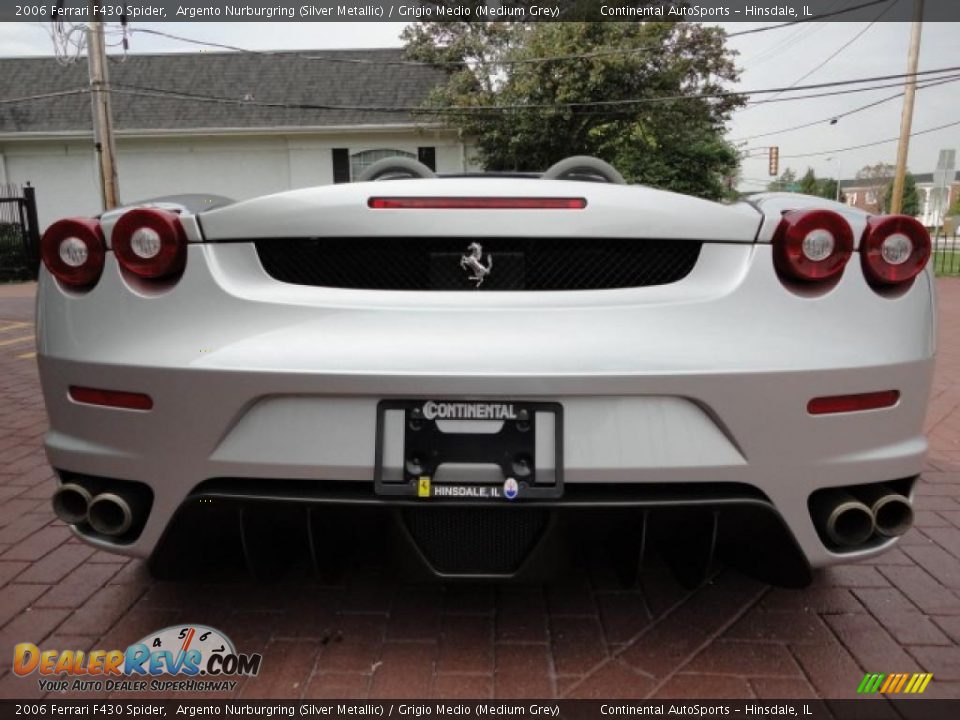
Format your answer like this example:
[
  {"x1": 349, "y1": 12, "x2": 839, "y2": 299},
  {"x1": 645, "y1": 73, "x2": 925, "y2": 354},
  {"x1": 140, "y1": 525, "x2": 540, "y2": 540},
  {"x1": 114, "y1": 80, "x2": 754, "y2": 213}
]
[{"x1": 13, "y1": 625, "x2": 262, "y2": 693}]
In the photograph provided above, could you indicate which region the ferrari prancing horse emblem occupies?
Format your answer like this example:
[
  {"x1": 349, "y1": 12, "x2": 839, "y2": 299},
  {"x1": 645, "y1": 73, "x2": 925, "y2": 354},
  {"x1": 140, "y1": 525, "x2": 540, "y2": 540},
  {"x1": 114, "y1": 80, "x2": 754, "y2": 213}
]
[{"x1": 460, "y1": 242, "x2": 493, "y2": 288}]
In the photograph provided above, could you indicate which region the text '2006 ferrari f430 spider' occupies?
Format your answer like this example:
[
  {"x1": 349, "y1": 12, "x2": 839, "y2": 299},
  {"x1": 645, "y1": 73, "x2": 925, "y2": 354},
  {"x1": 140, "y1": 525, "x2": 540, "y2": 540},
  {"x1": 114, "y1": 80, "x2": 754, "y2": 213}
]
[{"x1": 36, "y1": 156, "x2": 934, "y2": 588}]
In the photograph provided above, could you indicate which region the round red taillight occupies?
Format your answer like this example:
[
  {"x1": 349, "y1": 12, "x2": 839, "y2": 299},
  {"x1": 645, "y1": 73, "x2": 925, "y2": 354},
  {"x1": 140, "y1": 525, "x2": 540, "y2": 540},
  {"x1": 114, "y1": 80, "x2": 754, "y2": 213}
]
[
  {"x1": 773, "y1": 209, "x2": 854, "y2": 282},
  {"x1": 112, "y1": 208, "x2": 187, "y2": 279},
  {"x1": 40, "y1": 217, "x2": 106, "y2": 289},
  {"x1": 861, "y1": 214, "x2": 930, "y2": 286}
]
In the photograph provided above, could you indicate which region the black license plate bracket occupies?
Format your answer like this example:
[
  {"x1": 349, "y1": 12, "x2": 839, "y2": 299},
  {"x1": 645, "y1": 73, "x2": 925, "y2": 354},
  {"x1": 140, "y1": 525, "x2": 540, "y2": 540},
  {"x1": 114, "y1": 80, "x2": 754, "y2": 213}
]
[{"x1": 375, "y1": 400, "x2": 563, "y2": 500}]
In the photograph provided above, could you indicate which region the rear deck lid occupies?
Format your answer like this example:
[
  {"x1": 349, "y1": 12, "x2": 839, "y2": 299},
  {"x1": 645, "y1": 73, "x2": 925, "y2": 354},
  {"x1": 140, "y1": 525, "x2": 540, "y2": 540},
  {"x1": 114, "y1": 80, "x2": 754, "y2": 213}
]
[{"x1": 198, "y1": 178, "x2": 763, "y2": 243}]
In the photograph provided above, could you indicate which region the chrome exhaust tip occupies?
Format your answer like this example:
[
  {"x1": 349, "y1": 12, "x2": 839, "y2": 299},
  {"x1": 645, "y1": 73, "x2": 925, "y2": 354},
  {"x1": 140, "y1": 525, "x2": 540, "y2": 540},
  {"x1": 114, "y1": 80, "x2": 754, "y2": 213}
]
[
  {"x1": 52, "y1": 483, "x2": 93, "y2": 525},
  {"x1": 88, "y1": 493, "x2": 134, "y2": 537},
  {"x1": 813, "y1": 490, "x2": 875, "y2": 547},
  {"x1": 872, "y1": 494, "x2": 914, "y2": 537},
  {"x1": 858, "y1": 486, "x2": 914, "y2": 538}
]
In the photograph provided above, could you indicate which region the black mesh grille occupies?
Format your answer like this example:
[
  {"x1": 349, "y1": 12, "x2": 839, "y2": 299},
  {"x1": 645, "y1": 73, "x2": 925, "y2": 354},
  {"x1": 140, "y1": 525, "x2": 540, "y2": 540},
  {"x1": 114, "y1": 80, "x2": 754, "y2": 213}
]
[
  {"x1": 253, "y1": 237, "x2": 701, "y2": 291},
  {"x1": 403, "y1": 508, "x2": 548, "y2": 574}
]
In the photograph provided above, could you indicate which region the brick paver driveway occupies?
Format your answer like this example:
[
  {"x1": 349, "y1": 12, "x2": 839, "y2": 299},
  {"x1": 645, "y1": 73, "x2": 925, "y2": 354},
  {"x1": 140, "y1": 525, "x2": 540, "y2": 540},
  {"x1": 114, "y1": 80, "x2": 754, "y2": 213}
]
[{"x1": 1, "y1": 279, "x2": 958, "y2": 701}]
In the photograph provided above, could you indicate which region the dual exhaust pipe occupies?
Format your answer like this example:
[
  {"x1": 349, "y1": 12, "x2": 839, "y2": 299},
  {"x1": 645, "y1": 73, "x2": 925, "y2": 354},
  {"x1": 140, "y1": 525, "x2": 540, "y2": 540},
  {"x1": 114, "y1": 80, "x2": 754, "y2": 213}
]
[
  {"x1": 813, "y1": 485, "x2": 914, "y2": 548},
  {"x1": 55, "y1": 478, "x2": 912, "y2": 548},
  {"x1": 52, "y1": 484, "x2": 137, "y2": 537}
]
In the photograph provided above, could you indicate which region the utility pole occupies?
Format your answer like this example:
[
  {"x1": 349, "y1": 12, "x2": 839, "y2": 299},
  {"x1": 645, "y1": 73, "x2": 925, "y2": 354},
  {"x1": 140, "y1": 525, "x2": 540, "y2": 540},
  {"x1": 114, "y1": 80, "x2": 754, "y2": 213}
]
[
  {"x1": 87, "y1": 1, "x2": 120, "y2": 210},
  {"x1": 890, "y1": 0, "x2": 924, "y2": 215},
  {"x1": 834, "y1": 159, "x2": 842, "y2": 203}
]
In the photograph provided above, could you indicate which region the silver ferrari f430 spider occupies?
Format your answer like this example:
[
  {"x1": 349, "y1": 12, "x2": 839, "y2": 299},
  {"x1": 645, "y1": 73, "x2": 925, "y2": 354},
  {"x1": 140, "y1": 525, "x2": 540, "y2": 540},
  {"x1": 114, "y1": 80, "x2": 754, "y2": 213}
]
[{"x1": 36, "y1": 156, "x2": 934, "y2": 586}]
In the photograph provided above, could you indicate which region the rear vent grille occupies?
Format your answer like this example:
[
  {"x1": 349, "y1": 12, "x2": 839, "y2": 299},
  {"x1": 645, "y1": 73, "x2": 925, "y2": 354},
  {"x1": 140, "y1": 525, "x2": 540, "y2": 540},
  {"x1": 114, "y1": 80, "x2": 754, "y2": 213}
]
[
  {"x1": 402, "y1": 507, "x2": 548, "y2": 575},
  {"x1": 253, "y1": 237, "x2": 701, "y2": 291}
]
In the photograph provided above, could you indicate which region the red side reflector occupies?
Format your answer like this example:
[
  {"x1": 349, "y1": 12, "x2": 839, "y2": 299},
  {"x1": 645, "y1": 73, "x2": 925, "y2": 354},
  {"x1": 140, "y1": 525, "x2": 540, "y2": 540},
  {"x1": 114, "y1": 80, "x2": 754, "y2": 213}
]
[
  {"x1": 69, "y1": 386, "x2": 153, "y2": 411},
  {"x1": 807, "y1": 390, "x2": 899, "y2": 415},
  {"x1": 368, "y1": 197, "x2": 587, "y2": 210}
]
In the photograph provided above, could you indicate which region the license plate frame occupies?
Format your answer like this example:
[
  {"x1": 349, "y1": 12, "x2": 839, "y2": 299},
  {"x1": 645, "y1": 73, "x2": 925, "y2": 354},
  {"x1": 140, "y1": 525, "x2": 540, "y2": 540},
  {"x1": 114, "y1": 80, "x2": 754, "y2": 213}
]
[{"x1": 374, "y1": 399, "x2": 563, "y2": 500}]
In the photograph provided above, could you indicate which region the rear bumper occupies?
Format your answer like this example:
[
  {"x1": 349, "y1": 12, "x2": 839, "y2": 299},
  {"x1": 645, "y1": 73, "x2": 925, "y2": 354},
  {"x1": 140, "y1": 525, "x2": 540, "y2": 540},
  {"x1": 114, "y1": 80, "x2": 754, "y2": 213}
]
[{"x1": 36, "y1": 241, "x2": 936, "y2": 570}]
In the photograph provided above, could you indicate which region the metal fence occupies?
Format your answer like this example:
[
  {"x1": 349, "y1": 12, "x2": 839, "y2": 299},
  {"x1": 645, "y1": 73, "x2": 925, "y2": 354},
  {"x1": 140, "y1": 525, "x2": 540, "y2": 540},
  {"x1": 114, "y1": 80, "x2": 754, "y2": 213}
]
[
  {"x1": 933, "y1": 224, "x2": 960, "y2": 277},
  {"x1": 0, "y1": 183, "x2": 40, "y2": 282}
]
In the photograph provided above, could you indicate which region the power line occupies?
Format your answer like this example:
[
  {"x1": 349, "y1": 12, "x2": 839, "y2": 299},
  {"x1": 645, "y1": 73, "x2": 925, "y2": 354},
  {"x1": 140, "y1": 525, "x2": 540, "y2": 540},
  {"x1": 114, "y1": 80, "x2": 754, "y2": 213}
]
[
  {"x1": 0, "y1": 88, "x2": 88, "y2": 105},
  {"x1": 103, "y1": 65, "x2": 960, "y2": 115},
  {"x1": 3, "y1": 67, "x2": 957, "y2": 121},
  {"x1": 728, "y1": 73, "x2": 960, "y2": 142},
  {"x1": 738, "y1": 0, "x2": 844, "y2": 67},
  {"x1": 516, "y1": 72, "x2": 960, "y2": 117},
  {"x1": 755, "y1": 0, "x2": 897, "y2": 105},
  {"x1": 725, "y1": 71, "x2": 960, "y2": 108},
  {"x1": 481, "y1": 72, "x2": 960, "y2": 118},
  {"x1": 416, "y1": 71, "x2": 960, "y2": 117},
  {"x1": 4, "y1": 84, "x2": 955, "y2": 166},
  {"x1": 130, "y1": 0, "x2": 892, "y2": 68},
  {"x1": 779, "y1": 118, "x2": 960, "y2": 159},
  {"x1": 725, "y1": 0, "x2": 891, "y2": 36},
  {"x1": 4, "y1": 67, "x2": 955, "y2": 115}
]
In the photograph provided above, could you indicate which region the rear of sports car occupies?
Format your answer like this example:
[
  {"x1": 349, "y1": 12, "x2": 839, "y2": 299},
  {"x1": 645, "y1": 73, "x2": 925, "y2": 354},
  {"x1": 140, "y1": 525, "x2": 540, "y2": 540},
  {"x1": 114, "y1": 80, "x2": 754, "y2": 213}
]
[{"x1": 35, "y1": 173, "x2": 935, "y2": 586}]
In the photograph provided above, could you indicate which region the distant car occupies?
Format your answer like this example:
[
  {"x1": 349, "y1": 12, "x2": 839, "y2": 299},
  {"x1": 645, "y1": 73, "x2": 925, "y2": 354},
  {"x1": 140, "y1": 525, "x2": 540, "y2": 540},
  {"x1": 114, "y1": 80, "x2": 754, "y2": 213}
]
[{"x1": 36, "y1": 156, "x2": 933, "y2": 586}]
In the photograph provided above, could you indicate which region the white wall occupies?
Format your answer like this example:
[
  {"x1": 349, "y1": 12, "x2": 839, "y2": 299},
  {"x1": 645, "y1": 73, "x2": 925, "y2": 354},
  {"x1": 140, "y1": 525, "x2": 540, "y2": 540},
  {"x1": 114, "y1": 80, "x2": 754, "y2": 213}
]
[
  {"x1": 1, "y1": 142, "x2": 100, "y2": 226},
  {"x1": 1, "y1": 128, "x2": 473, "y2": 229}
]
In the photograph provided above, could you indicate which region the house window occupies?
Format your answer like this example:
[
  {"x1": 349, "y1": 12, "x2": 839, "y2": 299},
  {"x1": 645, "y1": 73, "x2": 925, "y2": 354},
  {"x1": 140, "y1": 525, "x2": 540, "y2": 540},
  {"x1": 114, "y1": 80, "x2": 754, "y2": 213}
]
[
  {"x1": 848, "y1": 192, "x2": 857, "y2": 205},
  {"x1": 332, "y1": 148, "x2": 350, "y2": 184},
  {"x1": 350, "y1": 149, "x2": 415, "y2": 181},
  {"x1": 866, "y1": 190, "x2": 877, "y2": 205},
  {"x1": 418, "y1": 146, "x2": 437, "y2": 171}
]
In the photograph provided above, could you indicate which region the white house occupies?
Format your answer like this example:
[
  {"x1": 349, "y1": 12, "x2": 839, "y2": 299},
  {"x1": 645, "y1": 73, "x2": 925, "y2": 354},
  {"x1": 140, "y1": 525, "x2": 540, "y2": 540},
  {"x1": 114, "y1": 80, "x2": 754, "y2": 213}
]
[{"x1": 0, "y1": 49, "x2": 476, "y2": 229}]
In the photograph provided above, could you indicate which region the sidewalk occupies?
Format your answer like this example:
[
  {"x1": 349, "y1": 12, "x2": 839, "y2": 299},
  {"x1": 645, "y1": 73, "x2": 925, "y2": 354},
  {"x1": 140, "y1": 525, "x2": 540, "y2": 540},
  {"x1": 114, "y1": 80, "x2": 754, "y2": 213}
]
[{"x1": 0, "y1": 282, "x2": 36, "y2": 298}]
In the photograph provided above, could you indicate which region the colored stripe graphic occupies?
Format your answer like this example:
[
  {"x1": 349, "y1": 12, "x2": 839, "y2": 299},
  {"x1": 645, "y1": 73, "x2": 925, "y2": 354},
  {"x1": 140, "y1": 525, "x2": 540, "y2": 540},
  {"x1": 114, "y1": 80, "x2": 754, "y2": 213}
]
[
  {"x1": 858, "y1": 673, "x2": 884, "y2": 693},
  {"x1": 906, "y1": 673, "x2": 933, "y2": 693},
  {"x1": 859, "y1": 673, "x2": 932, "y2": 694}
]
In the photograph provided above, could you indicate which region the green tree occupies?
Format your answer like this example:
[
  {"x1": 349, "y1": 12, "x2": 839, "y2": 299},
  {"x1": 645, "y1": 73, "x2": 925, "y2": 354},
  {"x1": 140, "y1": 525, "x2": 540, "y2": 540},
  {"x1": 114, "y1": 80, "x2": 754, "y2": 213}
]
[
  {"x1": 884, "y1": 172, "x2": 923, "y2": 217},
  {"x1": 816, "y1": 178, "x2": 843, "y2": 203},
  {"x1": 795, "y1": 167, "x2": 842, "y2": 201},
  {"x1": 799, "y1": 168, "x2": 818, "y2": 195},
  {"x1": 404, "y1": 21, "x2": 744, "y2": 200},
  {"x1": 767, "y1": 167, "x2": 797, "y2": 192}
]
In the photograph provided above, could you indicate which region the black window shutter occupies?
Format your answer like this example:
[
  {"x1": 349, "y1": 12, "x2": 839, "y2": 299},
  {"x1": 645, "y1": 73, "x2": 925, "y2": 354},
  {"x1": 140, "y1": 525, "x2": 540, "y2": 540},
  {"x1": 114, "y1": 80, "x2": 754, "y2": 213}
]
[
  {"x1": 332, "y1": 148, "x2": 350, "y2": 183},
  {"x1": 417, "y1": 146, "x2": 437, "y2": 171}
]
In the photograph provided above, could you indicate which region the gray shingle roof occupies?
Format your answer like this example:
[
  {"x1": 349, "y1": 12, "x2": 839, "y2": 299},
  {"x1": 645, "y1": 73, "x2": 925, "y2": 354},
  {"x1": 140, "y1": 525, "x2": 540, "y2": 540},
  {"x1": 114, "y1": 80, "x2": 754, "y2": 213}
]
[{"x1": 0, "y1": 49, "x2": 446, "y2": 133}]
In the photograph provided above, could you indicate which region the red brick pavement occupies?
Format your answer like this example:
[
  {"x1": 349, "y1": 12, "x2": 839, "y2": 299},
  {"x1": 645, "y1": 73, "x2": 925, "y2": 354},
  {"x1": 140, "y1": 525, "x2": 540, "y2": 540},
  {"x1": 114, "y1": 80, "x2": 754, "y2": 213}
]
[{"x1": 0, "y1": 280, "x2": 958, "y2": 701}]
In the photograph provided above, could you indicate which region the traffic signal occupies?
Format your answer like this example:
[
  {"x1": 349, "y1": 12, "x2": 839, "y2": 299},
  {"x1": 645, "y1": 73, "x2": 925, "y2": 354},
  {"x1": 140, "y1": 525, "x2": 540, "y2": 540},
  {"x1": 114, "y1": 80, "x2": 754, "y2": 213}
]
[{"x1": 768, "y1": 146, "x2": 779, "y2": 177}]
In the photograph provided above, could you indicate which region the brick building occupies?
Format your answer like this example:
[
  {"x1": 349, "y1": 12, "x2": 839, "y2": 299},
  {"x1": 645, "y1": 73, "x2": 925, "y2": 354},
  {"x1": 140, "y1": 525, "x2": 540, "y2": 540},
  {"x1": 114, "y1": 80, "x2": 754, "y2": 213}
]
[{"x1": 840, "y1": 172, "x2": 960, "y2": 227}]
